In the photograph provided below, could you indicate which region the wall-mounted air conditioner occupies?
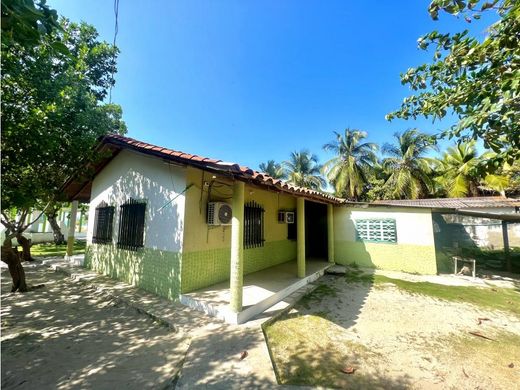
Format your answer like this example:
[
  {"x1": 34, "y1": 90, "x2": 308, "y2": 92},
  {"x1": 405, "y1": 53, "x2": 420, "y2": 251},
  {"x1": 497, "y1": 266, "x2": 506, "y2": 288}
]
[
  {"x1": 207, "y1": 202, "x2": 233, "y2": 225},
  {"x1": 278, "y1": 211, "x2": 295, "y2": 224}
]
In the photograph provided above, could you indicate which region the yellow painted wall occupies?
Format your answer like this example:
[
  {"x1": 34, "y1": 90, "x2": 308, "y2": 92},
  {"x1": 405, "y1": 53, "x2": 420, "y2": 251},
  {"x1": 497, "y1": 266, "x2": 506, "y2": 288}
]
[
  {"x1": 333, "y1": 206, "x2": 438, "y2": 274},
  {"x1": 181, "y1": 166, "x2": 297, "y2": 292}
]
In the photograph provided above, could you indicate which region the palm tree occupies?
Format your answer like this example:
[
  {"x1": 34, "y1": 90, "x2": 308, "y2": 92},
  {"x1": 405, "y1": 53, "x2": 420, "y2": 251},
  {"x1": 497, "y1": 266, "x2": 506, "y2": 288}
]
[
  {"x1": 322, "y1": 129, "x2": 378, "y2": 200},
  {"x1": 436, "y1": 141, "x2": 510, "y2": 197},
  {"x1": 258, "y1": 160, "x2": 285, "y2": 180},
  {"x1": 283, "y1": 150, "x2": 325, "y2": 190},
  {"x1": 434, "y1": 141, "x2": 481, "y2": 197},
  {"x1": 381, "y1": 129, "x2": 437, "y2": 199}
]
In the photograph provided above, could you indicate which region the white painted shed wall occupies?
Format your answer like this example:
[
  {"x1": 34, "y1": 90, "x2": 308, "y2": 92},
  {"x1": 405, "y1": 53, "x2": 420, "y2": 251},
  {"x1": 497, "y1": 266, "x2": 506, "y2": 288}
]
[
  {"x1": 87, "y1": 150, "x2": 187, "y2": 253},
  {"x1": 335, "y1": 207, "x2": 435, "y2": 246}
]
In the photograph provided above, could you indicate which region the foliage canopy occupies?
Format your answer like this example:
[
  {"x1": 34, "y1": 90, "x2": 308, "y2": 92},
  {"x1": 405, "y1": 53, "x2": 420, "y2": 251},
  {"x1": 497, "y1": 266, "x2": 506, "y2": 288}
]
[
  {"x1": 386, "y1": 0, "x2": 519, "y2": 168},
  {"x1": 1, "y1": 18, "x2": 127, "y2": 214}
]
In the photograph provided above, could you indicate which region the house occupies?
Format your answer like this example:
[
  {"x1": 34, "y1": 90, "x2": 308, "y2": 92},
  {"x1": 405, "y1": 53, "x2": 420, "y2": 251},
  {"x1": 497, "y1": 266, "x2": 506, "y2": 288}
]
[
  {"x1": 61, "y1": 134, "x2": 518, "y2": 323},
  {"x1": 374, "y1": 197, "x2": 520, "y2": 272}
]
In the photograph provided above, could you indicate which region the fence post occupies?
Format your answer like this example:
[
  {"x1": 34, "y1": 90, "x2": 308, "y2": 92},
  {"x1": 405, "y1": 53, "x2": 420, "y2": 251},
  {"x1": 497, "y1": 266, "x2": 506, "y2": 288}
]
[{"x1": 502, "y1": 221, "x2": 511, "y2": 272}]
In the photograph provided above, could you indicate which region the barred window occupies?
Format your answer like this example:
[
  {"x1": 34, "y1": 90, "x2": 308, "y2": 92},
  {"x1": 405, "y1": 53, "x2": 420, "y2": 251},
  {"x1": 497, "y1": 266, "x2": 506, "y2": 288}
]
[
  {"x1": 92, "y1": 202, "x2": 114, "y2": 244},
  {"x1": 244, "y1": 201, "x2": 264, "y2": 249},
  {"x1": 117, "y1": 199, "x2": 146, "y2": 251},
  {"x1": 355, "y1": 219, "x2": 397, "y2": 243}
]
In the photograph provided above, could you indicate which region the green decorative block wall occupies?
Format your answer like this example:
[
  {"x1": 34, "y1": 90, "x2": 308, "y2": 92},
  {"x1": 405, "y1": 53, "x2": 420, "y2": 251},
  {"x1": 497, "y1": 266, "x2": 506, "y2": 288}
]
[
  {"x1": 85, "y1": 244, "x2": 181, "y2": 300},
  {"x1": 181, "y1": 240, "x2": 296, "y2": 293}
]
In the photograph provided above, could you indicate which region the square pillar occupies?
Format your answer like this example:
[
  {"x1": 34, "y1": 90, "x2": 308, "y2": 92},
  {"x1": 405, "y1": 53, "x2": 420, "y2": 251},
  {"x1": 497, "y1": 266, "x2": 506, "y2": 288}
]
[
  {"x1": 66, "y1": 200, "x2": 79, "y2": 258},
  {"x1": 327, "y1": 204, "x2": 334, "y2": 263},
  {"x1": 230, "y1": 181, "x2": 245, "y2": 313},
  {"x1": 297, "y1": 197, "x2": 305, "y2": 278}
]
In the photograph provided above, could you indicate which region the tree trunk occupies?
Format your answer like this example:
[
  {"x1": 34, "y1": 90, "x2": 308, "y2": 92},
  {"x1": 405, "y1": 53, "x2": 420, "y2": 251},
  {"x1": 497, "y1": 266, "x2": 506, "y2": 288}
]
[
  {"x1": 1, "y1": 238, "x2": 28, "y2": 292},
  {"x1": 16, "y1": 233, "x2": 34, "y2": 262},
  {"x1": 469, "y1": 181, "x2": 480, "y2": 197},
  {"x1": 46, "y1": 212, "x2": 65, "y2": 244}
]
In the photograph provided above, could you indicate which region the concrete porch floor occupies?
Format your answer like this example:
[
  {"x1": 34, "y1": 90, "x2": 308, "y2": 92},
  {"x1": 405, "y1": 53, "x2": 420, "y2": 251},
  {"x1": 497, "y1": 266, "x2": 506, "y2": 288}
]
[{"x1": 180, "y1": 259, "x2": 331, "y2": 324}]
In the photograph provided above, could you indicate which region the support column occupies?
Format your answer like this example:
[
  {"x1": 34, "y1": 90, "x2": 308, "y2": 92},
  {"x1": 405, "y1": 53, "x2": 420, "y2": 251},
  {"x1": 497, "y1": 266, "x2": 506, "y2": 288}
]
[
  {"x1": 502, "y1": 221, "x2": 511, "y2": 272},
  {"x1": 297, "y1": 197, "x2": 306, "y2": 278},
  {"x1": 66, "y1": 200, "x2": 78, "y2": 258},
  {"x1": 230, "y1": 181, "x2": 245, "y2": 313},
  {"x1": 78, "y1": 210, "x2": 84, "y2": 233},
  {"x1": 327, "y1": 204, "x2": 334, "y2": 263}
]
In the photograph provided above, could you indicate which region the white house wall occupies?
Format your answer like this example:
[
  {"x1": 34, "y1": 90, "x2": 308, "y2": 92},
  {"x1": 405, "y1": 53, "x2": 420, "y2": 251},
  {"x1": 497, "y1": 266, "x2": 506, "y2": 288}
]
[
  {"x1": 85, "y1": 149, "x2": 187, "y2": 300},
  {"x1": 87, "y1": 149, "x2": 186, "y2": 252}
]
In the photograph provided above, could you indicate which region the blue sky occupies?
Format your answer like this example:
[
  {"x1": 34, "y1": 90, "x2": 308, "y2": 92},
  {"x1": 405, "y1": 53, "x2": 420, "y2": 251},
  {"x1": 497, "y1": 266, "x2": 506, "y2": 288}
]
[{"x1": 50, "y1": 1, "x2": 495, "y2": 170}]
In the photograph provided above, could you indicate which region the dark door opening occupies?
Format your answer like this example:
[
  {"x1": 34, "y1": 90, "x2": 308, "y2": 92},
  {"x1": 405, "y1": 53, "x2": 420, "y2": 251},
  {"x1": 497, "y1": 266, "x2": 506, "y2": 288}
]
[{"x1": 305, "y1": 201, "x2": 328, "y2": 260}]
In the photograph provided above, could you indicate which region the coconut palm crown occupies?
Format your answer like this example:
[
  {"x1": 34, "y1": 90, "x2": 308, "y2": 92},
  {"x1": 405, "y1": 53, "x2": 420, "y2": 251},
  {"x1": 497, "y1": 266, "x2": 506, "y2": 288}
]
[
  {"x1": 258, "y1": 160, "x2": 285, "y2": 180},
  {"x1": 322, "y1": 129, "x2": 378, "y2": 200},
  {"x1": 435, "y1": 141, "x2": 510, "y2": 197},
  {"x1": 283, "y1": 150, "x2": 325, "y2": 190},
  {"x1": 381, "y1": 129, "x2": 437, "y2": 199}
]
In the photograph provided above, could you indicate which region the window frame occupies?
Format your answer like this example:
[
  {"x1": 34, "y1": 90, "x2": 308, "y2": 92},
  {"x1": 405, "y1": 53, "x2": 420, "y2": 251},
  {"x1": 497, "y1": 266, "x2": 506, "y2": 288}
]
[
  {"x1": 117, "y1": 198, "x2": 147, "y2": 251},
  {"x1": 244, "y1": 201, "x2": 265, "y2": 249},
  {"x1": 92, "y1": 201, "x2": 115, "y2": 245},
  {"x1": 355, "y1": 218, "x2": 397, "y2": 244},
  {"x1": 287, "y1": 209, "x2": 297, "y2": 240}
]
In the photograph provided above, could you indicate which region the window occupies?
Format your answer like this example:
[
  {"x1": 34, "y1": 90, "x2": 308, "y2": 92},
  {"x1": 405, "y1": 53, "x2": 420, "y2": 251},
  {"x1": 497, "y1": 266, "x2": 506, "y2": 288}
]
[
  {"x1": 355, "y1": 219, "x2": 397, "y2": 243},
  {"x1": 287, "y1": 210, "x2": 297, "y2": 240},
  {"x1": 117, "y1": 199, "x2": 146, "y2": 251},
  {"x1": 92, "y1": 202, "x2": 114, "y2": 244},
  {"x1": 244, "y1": 201, "x2": 264, "y2": 248}
]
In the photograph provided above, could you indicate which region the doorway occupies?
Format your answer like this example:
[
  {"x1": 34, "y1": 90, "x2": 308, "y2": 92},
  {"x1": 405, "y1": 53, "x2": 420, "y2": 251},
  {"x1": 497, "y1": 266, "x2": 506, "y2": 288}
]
[{"x1": 305, "y1": 200, "x2": 328, "y2": 260}]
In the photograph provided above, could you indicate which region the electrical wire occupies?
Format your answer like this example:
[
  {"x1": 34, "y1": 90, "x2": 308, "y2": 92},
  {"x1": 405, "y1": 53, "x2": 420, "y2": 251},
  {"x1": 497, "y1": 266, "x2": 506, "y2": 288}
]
[{"x1": 108, "y1": 0, "x2": 120, "y2": 104}]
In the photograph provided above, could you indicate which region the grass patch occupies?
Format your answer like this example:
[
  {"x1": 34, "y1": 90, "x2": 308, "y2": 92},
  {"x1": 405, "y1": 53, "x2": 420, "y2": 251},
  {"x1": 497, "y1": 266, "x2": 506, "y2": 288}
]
[
  {"x1": 373, "y1": 275, "x2": 520, "y2": 317},
  {"x1": 344, "y1": 268, "x2": 374, "y2": 284},
  {"x1": 264, "y1": 313, "x2": 409, "y2": 389},
  {"x1": 299, "y1": 283, "x2": 337, "y2": 309},
  {"x1": 31, "y1": 241, "x2": 86, "y2": 258},
  {"x1": 439, "y1": 330, "x2": 520, "y2": 389}
]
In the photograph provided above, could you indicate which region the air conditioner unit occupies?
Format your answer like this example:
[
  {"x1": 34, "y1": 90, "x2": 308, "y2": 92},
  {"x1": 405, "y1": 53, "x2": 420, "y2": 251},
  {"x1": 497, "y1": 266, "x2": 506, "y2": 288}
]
[
  {"x1": 207, "y1": 202, "x2": 233, "y2": 225},
  {"x1": 278, "y1": 211, "x2": 295, "y2": 224}
]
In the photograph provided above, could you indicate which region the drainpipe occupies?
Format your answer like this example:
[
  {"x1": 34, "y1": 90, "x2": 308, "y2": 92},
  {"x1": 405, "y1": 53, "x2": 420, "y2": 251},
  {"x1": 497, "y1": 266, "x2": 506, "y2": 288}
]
[
  {"x1": 66, "y1": 200, "x2": 78, "y2": 259},
  {"x1": 230, "y1": 181, "x2": 245, "y2": 313},
  {"x1": 327, "y1": 204, "x2": 334, "y2": 263},
  {"x1": 297, "y1": 197, "x2": 306, "y2": 278}
]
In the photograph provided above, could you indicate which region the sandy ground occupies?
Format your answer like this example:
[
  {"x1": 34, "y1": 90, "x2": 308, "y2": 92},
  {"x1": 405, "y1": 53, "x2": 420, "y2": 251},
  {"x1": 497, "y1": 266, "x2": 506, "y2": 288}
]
[
  {"x1": 1, "y1": 263, "x2": 189, "y2": 390},
  {"x1": 277, "y1": 274, "x2": 520, "y2": 389}
]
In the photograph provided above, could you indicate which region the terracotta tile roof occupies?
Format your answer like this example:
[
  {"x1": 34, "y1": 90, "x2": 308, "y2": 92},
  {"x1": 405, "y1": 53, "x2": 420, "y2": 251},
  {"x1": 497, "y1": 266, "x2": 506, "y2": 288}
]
[
  {"x1": 373, "y1": 197, "x2": 520, "y2": 209},
  {"x1": 96, "y1": 134, "x2": 345, "y2": 204}
]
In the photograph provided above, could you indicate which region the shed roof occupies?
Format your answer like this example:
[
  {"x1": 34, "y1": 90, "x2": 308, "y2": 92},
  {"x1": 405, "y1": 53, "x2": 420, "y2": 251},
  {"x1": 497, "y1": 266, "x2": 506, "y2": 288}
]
[
  {"x1": 373, "y1": 197, "x2": 520, "y2": 209},
  {"x1": 61, "y1": 134, "x2": 346, "y2": 204}
]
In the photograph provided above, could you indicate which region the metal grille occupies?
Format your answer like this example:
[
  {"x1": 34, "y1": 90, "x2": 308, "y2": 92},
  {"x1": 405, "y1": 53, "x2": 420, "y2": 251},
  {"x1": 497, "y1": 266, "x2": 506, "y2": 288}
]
[
  {"x1": 117, "y1": 198, "x2": 146, "y2": 251},
  {"x1": 207, "y1": 202, "x2": 215, "y2": 224},
  {"x1": 244, "y1": 201, "x2": 264, "y2": 249},
  {"x1": 92, "y1": 202, "x2": 114, "y2": 244},
  {"x1": 355, "y1": 219, "x2": 397, "y2": 243}
]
